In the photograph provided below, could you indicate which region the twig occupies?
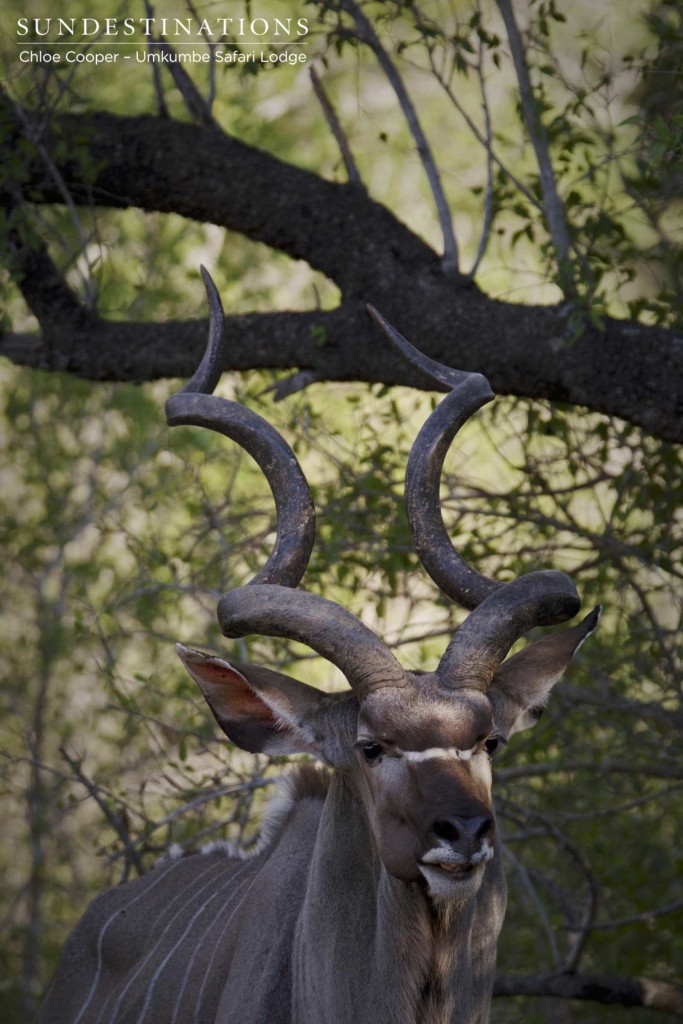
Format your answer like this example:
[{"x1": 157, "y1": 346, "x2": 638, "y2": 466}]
[
  {"x1": 500, "y1": 800, "x2": 600, "y2": 972},
  {"x1": 625, "y1": 571, "x2": 681, "y2": 694},
  {"x1": 143, "y1": 0, "x2": 169, "y2": 117},
  {"x1": 7, "y1": 93, "x2": 99, "y2": 310},
  {"x1": 142, "y1": 0, "x2": 217, "y2": 128},
  {"x1": 497, "y1": 759, "x2": 683, "y2": 781},
  {"x1": 265, "y1": 370, "x2": 321, "y2": 402},
  {"x1": 310, "y1": 67, "x2": 364, "y2": 188},
  {"x1": 502, "y1": 843, "x2": 561, "y2": 968},
  {"x1": 422, "y1": 48, "x2": 541, "y2": 210},
  {"x1": 495, "y1": 0, "x2": 575, "y2": 296},
  {"x1": 107, "y1": 777, "x2": 274, "y2": 862},
  {"x1": 184, "y1": 0, "x2": 218, "y2": 113},
  {"x1": 340, "y1": 0, "x2": 459, "y2": 275},
  {"x1": 155, "y1": 41, "x2": 219, "y2": 127},
  {"x1": 0, "y1": 189, "x2": 92, "y2": 343},
  {"x1": 60, "y1": 746, "x2": 146, "y2": 878},
  {"x1": 536, "y1": 781, "x2": 683, "y2": 823},
  {"x1": 468, "y1": 10, "x2": 495, "y2": 278},
  {"x1": 561, "y1": 898, "x2": 683, "y2": 933}
]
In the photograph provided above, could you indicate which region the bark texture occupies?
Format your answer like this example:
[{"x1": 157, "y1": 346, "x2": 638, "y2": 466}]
[{"x1": 2, "y1": 97, "x2": 681, "y2": 442}]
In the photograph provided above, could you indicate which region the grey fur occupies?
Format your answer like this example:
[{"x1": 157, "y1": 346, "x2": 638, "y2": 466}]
[
  {"x1": 38, "y1": 614, "x2": 598, "y2": 1024},
  {"x1": 37, "y1": 300, "x2": 601, "y2": 1024},
  {"x1": 37, "y1": 765, "x2": 505, "y2": 1024}
]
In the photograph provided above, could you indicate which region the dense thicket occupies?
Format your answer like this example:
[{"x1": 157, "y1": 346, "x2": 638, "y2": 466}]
[{"x1": 1, "y1": 1, "x2": 681, "y2": 1021}]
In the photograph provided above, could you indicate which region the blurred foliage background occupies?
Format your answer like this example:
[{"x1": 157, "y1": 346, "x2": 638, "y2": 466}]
[{"x1": 0, "y1": 0, "x2": 681, "y2": 1021}]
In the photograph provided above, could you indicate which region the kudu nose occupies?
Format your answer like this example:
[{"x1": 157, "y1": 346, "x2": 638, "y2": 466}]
[{"x1": 432, "y1": 814, "x2": 493, "y2": 849}]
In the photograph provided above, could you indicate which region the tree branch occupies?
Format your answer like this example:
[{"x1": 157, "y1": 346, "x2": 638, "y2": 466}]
[
  {"x1": 495, "y1": 0, "x2": 575, "y2": 295},
  {"x1": 309, "y1": 66, "x2": 364, "y2": 189},
  {"x1": 1, "y1": 98, "x2": 682, "y2": 442},
  {"x1": 340, "y1": 0, "x2": 460, "y2": 275},
  {"x1": 468, "y1": 12, "x2": 496, "y2": 279},
  {"x1": 0, "y1": 93, "x2": 432, "y2": 295},
  {"x1": 0, "y1": 192, "x2": 95, "y2": 338},
  {"x1": 497, "y1": 759, "x2": 683, "y2": 781},
  {"x1": 494, "y1": 972, "x2": 683, "y2": 1016},
  {"x1": 59, "y1": 746, "x2": 146, "y2": 879},
  {"x1": 3, "y1": 297, "x2": 681, "y2": 443}
]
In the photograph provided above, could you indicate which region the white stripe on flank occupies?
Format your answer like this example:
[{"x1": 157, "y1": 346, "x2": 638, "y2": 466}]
[
  {"x1": 99, "y1": 859, "x2": 238, "y2": 1024},
  {"x1": 73, "y1": 860, "x2": 181, "y2": 1024},
  {"x1": 192, "y1": 867, "x2": 265, "y2": 1024},
  {"x1": 132, "y1": 859, "x2": 255, "y2": 1024},
  {"x1": 171, "y1": 862, "x2": 260, "y2": 1024},
  {"x1": 401, "y1": 746, "x2": 474, "y2": 763}
]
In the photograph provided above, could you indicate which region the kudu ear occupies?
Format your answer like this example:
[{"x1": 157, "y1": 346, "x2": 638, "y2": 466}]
[
  {"x1": 488, "y1": 607, "x2": 600, "y2": 741},
  {"x1": 176, "y1": 645, "x2": 329, "y2": 757}
]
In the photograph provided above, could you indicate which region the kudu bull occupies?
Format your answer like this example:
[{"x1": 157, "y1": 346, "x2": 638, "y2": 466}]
[{"x1": 39, "y1": 270, "x2": 599, "y2": 1024}]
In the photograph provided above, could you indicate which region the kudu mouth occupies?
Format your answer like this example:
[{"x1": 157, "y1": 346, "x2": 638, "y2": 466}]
[
  {"x1": 418, "y1": 844, "x2": 494, "y2": 900},
  {"x1": 418, "y1": 809, "x2": 496, "y2": 893},
  {"x1": 421, "y1": 841, "x2": 495, "y2": 873}
]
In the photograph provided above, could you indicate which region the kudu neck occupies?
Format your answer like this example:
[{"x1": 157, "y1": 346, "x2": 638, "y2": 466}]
[{"x1": 291, "y1": 770, "x2": 505, "y2": 1024}]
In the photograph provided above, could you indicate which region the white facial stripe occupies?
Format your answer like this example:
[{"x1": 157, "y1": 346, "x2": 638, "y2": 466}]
[
  {"x1": 469, "y1": 750, "x2": 492, "y2": 787},
  {"x1": 400, "y1": 746, "x2": 475, "y2": 763}
]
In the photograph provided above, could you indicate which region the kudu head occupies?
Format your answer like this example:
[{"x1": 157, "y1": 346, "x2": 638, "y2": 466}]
[{"x1": 168, "y1": 270, "x2": 599, "y2": 903}]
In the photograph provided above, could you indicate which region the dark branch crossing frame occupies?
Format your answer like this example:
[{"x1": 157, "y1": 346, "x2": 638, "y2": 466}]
[{"x1": 1, "y1": 95, "x2": 681, "y2": 444}]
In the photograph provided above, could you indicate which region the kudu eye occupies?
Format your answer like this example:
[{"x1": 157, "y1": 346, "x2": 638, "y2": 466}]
[
  {"x1": 484, "y1": 736, "x2": 501, "y2": 757},
  {"x1": 362, "y1": 742, "x2": 384, "y2": 764}
]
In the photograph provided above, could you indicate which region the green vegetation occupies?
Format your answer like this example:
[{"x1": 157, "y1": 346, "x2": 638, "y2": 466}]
[{"x1": 0, "y1": 0, "x2": 681, "y2": 1020}]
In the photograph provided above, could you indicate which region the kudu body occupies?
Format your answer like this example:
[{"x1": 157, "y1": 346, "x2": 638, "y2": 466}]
[{"x1": 38, "y1": 272, "x2": 599, "y2": 1024}]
